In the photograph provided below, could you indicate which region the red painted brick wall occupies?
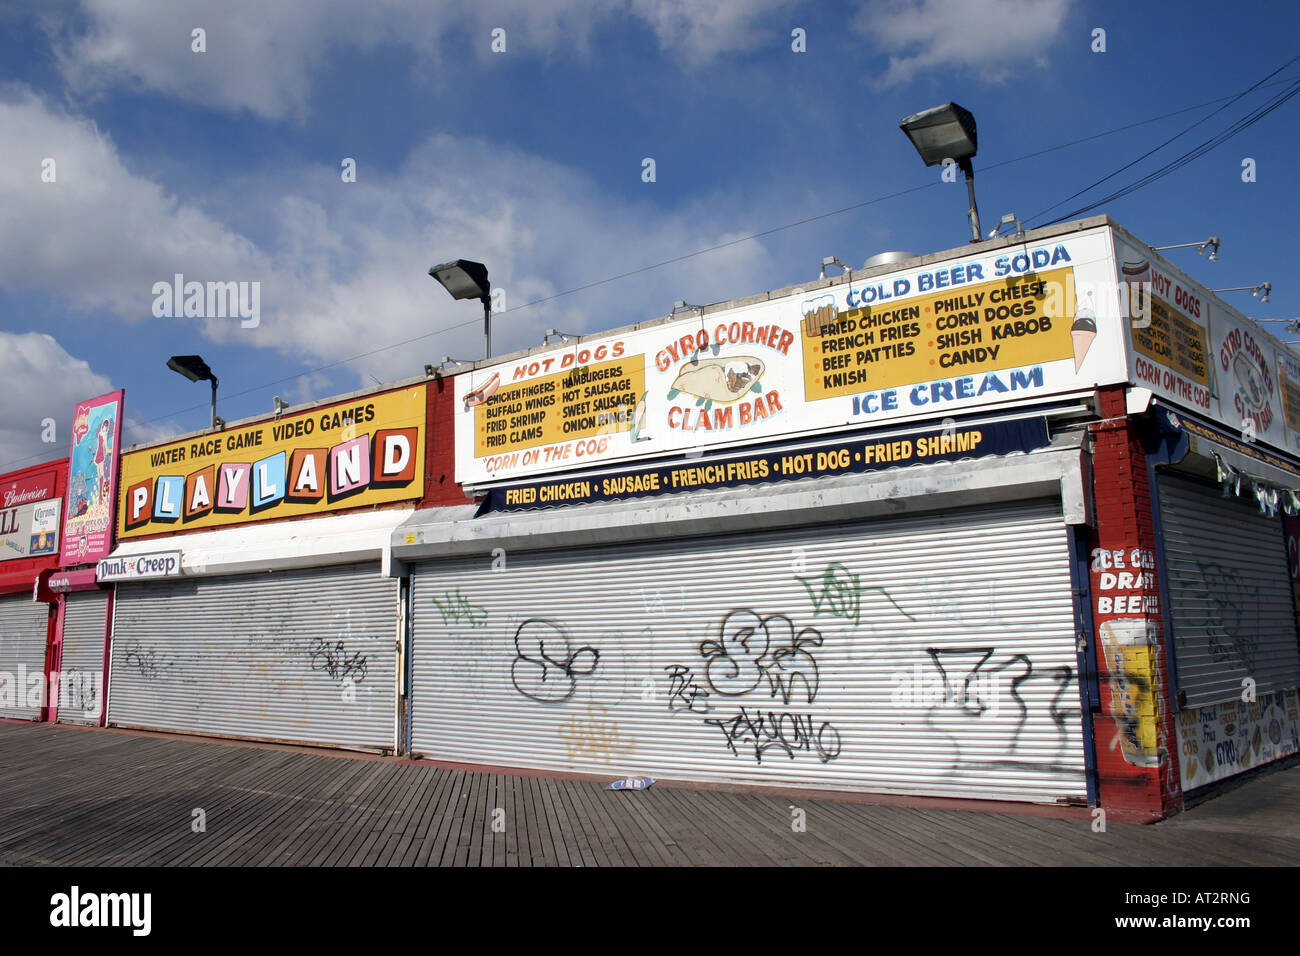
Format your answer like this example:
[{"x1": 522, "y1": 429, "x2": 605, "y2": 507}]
[
  {"x1": 421, "y1": 375, "x2": 473, "y2": 508},
  {"x1": 1088, "y1": 387, "x2": 1182, "y2": 821}
]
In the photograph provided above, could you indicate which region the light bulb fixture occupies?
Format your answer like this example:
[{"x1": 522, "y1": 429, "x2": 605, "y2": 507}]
[
  {"x1": 429, "y1": 259, "x2": 492, "y2": 358},
  {"x1": 1213, "y1": 282, "x2": 1271, "y2": 304},
  {"x1": 820, "y1": 256, "x2": 850, "y2": 278},
  {"x1": 1152, "y1": 236, "x2": 1220, "y2": 262},
  {"x1": 987, "y1": 213, "x2": 1025, "y2": 240},
  {"x1": 543, "y1": 329, "x2": 580, "y2": 344},
  {"x1": 671, "y1": 300, "x2": 703, "y2": 316},
  {"x1": 899, "y1": 101, "x2": 982, "y2": 243}
]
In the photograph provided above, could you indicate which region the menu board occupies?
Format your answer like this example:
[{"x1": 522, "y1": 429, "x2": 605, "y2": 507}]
[
  {"x1": 456, "y1": 226, "x2": 1131, "y2": 485},
  {"x1": 474, "y1": 356, "x2": 644, "y2": 457},
  {"x1": 1120, "y1": 231, "x2": 1300, "y2": 457}
]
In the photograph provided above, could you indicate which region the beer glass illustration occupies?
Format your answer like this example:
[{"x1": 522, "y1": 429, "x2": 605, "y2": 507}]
[
  {"x1": 802, "y1": 294, "x2": 837, "y2": 337},
  {"x1": 1099, "y1": 618, "x2": 1164, "y2": 767}
]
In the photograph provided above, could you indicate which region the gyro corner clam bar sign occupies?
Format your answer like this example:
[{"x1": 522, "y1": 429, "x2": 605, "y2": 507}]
[
  {"x1": 453, "y1": 224, "x2": 1129, "y2": 484},
  {"x1": 118, "y1": 385, "x2": 426, "y2": 538}
]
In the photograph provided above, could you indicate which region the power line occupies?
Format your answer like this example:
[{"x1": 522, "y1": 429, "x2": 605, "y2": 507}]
[
  {"x1": 2, "y1": 78, "x2": 1298, "y2": 473},
  {"x1": 143, "y1": 81, "x2": 1300, "y2": 420},
  {"x1": 1028, "y1": 54, "x2": 1300, "y2": 226},
  {"x1": 1038, "y1": 78, "x2": 1300, "y2": 225}
]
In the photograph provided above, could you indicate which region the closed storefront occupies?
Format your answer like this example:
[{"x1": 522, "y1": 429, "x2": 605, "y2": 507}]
[
  {"x1": 398, "y1": 422, "x2": 1095, "y2": 803},
  {"x1": 0, "y1": 459, "x2": 67, "y2": 721},
  {"x1": 1156, "y1": 466, "x2": 1300, "y2": 792},
  {"x1": 54, "y1": 589, "x2": 111, "y2": 726},
  {"x1": 1158, "y1": 472, "x2": 1300, "y2": 708},
  {"x1": 108, "y1": 562, "x2": 398, "y2": 750},
  {"x1": 0, "y1": 594, "x2": 52, "y2": 721},
  {"x1": 96, "y1": 379, "x2": 448, "y2": 753},
  {"x1": 409, "y1": 499, "x2": 1086, "y2": 801}
]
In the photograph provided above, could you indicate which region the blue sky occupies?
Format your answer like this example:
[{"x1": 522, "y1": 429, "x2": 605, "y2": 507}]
[{"x1": 1, "y1": 0, "x2": 1297, "y2": 472}]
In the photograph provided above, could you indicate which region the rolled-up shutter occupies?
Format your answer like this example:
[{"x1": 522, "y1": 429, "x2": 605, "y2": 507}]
[
  {"x1": 1157, "y1": 472, "x2": 1300, "y2": 708},
  {"x1": 410, "y1": 499, "x2": 1086, "y2": 803},
  {"x1": 56, "y1": 590, "x2": 109, "y2": 725},
  {"x1": 0, "y1": 594, "x2": 50, "y2": 721},
  {"x1": 108, "y1": 563, "x2": 398, "y2": 751}
]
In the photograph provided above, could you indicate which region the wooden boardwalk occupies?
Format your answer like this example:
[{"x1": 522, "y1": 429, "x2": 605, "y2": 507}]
[{"x1": 0, "y1": 722, "x2": 1295, "y2": 866}]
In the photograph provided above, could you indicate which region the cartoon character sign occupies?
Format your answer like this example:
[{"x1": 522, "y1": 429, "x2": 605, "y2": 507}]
[{"x1": 60, "y1": 390, "x2": 124, "y2": 564}]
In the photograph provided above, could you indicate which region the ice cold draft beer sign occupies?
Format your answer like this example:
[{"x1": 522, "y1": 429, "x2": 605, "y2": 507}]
[
  {"x1": 117, "y1": 386, "x2": 426, "y2": 538},
  {"x1": 454, "y1": 226, "x2": 1129, "y2": 485}
]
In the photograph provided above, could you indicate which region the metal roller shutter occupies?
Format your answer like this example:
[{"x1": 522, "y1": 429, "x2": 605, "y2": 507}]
[
  {"x1": 0, "y1": 594, "x2": 50, "y2": 721},
  {"x1": 410, "y1": 499, "x2": 1086, "y2": 803},
  {"x1": 56, "y1": 590, "x2": 109, "y2": 725},
  {"x1": 108, "y1": 563, "x2": 398, "y2": 750},
  {"x1": 1157, "y1": 472, "x2": 1300, "y2": 708}
]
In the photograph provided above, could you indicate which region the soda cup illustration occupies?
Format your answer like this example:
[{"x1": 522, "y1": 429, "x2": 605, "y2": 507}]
[{"x1": 1099, "y1": 618, "x2": 1164, "y2": 767}]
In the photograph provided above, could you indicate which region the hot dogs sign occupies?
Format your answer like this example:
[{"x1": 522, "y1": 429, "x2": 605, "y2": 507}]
[
  {"x1": 118, "y1": 385, "x2": 426, "y2": 538},
  {"x1": 1116, "y1": 232, "x2": 1300, "y2": 453},
  {"x1": 455, "y1": 226, "x2": 1132, "y2": 485}
]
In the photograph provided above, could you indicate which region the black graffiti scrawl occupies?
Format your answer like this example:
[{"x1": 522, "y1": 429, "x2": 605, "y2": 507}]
[
  {"x1": 699, "y1": 609, "x2": 822, "y2": 705},
  {"x1": 510, "y1": 619, "x2": 600, "y2": 703},
  {"x1": 680, "y1": 609, "x2": 841, "y2": 765}
]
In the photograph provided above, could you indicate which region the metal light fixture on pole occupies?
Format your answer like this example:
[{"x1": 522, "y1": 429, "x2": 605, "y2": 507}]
[
  {"x1": 899, "y1": 102, "x2": 982, "y2": 243},
  {"x1": 1212, "y1": 282, "x2": 1271, "y2": 304},
  {"x1": 166, "y1": 354, "x2": 222, "y2": 430},
  {"x1": 429, "y1": 259, "x2": 492, "y2": 359},
  {"x1": 1152, "y1": 236, "x2": 1219, "y2": 261}
]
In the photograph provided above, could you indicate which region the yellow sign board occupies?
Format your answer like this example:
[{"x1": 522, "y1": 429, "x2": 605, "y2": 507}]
[
  {"x1": 802, "y1": 268, "x2": 1078, "y2": 400},
  {"x1": 472, "y1": 357, "x2": 645, "y2": 458},
  {"x1": 118, "y1": 385, "x2": 426, "y2": 538},
  {"x1": 1131, "y1": 294, "x2": 1210, "y2": 386}
]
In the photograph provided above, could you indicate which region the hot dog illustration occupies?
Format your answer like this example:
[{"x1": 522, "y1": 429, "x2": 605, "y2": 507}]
[
  {"x1": 461, "y1": 372, "x2": 500, "y2": 408},
  {"x1": 670, "y1": 356, "x2": 765, "y2": 403}
]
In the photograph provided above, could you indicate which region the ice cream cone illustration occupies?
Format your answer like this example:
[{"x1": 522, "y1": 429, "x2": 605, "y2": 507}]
[{"x1": 1071, "y1": 293, "x2": 1097, "y2": 373}]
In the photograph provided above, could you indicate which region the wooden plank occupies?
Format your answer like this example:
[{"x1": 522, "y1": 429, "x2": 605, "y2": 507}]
[
  {"x1": 627, "y1": 787, "x2": 730, "y2": 866},
  {"x1": 373, "y1": 765, "x2": 441, "y2": 867},
  {"x1": 278, "y1": 758, "x2": 385, "y2": 867},
  {"x1": 545, "y1": 778, "x2": 599, "y2": 868},
  {"x1": 187, "y1": 753, "x2": 320, "y2": 867},
  {"x1": 258, "y1": 757, "x2": 383, "y2": 866},
  {"x1": 396, "y1": 765, "x2": 460, "y2": 867}
]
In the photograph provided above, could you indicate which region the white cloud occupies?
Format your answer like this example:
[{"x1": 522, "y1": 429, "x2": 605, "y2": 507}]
[
  {"x1": 629, "y1": 0, "x2": 795, "y2": 60},
  {"x1": 0, "y1": 331, "x2": 178, "y2": 474},
  {"x1": 0, "y1": 332, "x2": 111, "y2": 472},
  {"x1": 54, "y1": 0, "x2": 795, "y2": 120},
  {"x1": 0, "y1": 88, "x2": 266, "y2": 324},
  {"x1": 0, "y1": 89, "x2": 780, "y2": 407},
  {"x1": 855, "y1": 0, "x2": 1071, "y2": 87}
]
